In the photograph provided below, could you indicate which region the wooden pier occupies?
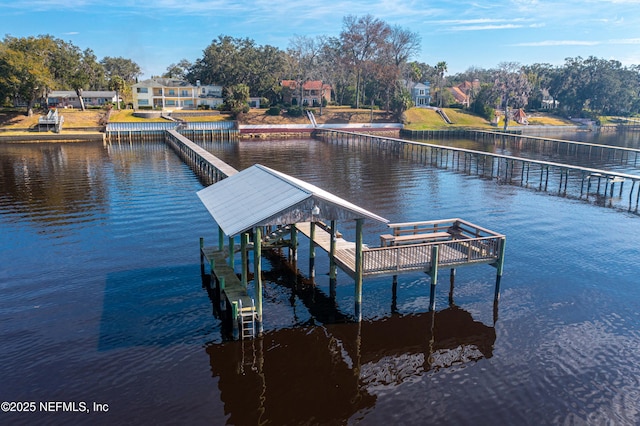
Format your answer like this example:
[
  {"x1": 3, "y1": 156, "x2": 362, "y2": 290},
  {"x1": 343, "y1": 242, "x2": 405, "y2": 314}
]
[
  {"x1": 316, "y1": 129, "x2": 640, "y2": 212},
  {"x1": 138, "y1": 130, "x2": 510, "y2": 340}
]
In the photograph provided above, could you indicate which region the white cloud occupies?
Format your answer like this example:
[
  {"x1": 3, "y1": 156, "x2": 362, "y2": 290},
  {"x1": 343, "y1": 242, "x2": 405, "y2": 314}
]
[
  {"x1": 450, "y1": 24, "x2": 524, "y2": 31},
  {"x1": 511, "y1": 40, "x2": 601, "y2": 47}
]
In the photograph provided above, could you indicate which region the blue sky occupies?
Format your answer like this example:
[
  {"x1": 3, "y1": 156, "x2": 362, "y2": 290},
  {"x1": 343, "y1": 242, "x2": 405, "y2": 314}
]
[{"x1": 2, "y1": 0, "x2": 640, "y2": 79}]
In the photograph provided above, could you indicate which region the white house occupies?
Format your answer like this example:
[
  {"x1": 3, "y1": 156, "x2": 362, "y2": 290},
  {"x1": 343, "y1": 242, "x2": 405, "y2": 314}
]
[
  {"x1": 47, "y1": 90, "x2": 119, "y2": 108},
  {"x1": 410, "y1": 82, "x2": 431, "y2": 107},
  {"x1": 132, "y1": 78, "x2": 223, "y2": 110}
]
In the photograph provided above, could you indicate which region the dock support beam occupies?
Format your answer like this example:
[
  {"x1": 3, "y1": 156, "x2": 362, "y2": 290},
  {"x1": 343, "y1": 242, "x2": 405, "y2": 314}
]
[
  {"x1": 494, "y1": 237, "x2": 507, "y2": 302},
  {"x1": 354, "y1": 219, "x2": 364, "y2": 322},
  {"x1": 449, "y1": 268, "x2": 456, "y2": 305},
  {"x1": 329, "y1": 220, "x2": 337, "y2": 299},
  {"x1": 254, "y1": 227, "x2": 263, "y2": 334},
  {"x1": 429, "y1": 245, "x2": 439, "y2": 312}
]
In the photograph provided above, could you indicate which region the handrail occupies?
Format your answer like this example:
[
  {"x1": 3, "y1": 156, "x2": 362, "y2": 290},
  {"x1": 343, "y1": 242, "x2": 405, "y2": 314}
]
[{"x1": 362, "y1": 235, "x2": 502, "y2": 275}]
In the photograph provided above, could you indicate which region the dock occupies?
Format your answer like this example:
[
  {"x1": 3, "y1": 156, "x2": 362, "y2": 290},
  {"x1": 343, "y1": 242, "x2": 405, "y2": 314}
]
[
  {"x1": 316, "y1": 128, "x2": 640, "y2": 212},
  {"x1": 148, "y1": 130, "x2": 508, "y2": 340}
]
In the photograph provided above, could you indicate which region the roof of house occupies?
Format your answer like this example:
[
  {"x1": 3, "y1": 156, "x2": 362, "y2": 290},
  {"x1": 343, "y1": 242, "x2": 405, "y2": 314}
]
[
  {"x1": 281, "y1": 80, "x2": 332, "y2": 91},
  {"x1": 48, "y1": 90, "x2": 117, "y2": 98},
  {"x1": 448, "y1": 87, "x2": 468, "y2": 104},
  {"x1": 197, "y1": 164, "x2": 388, "y2": 237}
]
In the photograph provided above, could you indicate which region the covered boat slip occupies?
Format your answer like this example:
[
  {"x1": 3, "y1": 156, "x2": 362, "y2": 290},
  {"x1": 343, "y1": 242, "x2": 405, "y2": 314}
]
[{"x1": 197, "y1": 162, "x2": 506, "y2": 339}]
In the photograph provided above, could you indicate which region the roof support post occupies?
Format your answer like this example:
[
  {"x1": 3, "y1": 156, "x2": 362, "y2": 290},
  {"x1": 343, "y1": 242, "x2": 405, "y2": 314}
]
[
  {"x1": 228, "y1": 236, "x2": 235, "y2": 269},
  {"x1": 290, "y1": 224, "x2": 298, "y2": 264},
  {"x1": 354, "y1": 218, "x2": 364, "y2": 322},
  {"x1": 241, "y1": 232, "x2": 248, "y2": 288},
  {"x1": 309, "y1": 221, "x2": 316, "y2": 278},
  {"x1": 254, "y1": 226, "x2": 263, "y2": 335},
  {"x1": 218, "y1": 226, "x2": 224, "y2": 252}
]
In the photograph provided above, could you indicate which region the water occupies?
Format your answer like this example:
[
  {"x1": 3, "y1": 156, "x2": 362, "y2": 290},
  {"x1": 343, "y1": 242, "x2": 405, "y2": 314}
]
[{"x1": 1, "y1": 133, "x2": 640, "y2": 425}]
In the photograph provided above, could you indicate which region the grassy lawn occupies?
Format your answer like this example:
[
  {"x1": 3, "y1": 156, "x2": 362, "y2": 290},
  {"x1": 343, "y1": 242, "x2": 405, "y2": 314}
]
[
  {"x1": 404, "y1": 108, "x2": 492, "y2": 130},
  {"x1": 0, "y1": 106, "x2": 593, "y2": 132},
  {"x1": 108, "y1": 110, "x2": 233, "y2": 122},
  {"x1": 0, "y1": 108, "x2": 105, "y2": 128}
]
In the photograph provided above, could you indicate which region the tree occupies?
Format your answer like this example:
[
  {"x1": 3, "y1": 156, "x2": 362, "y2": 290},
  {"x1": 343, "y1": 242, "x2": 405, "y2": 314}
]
[
  {"x1": 435, "y1": 61, "x2": 448, "y2": 107},
  {"x1": 223, "y1": 83, "x2": 250, "y2": 118},
  {"x1": 491, "y1": 62, "x2": 532, "y2": 130},
  {"x1": 190, "y1": 35, "x2": 285, "y2": 100},
  {"x1": 108, "y1": 75, "x2": 126, "y2": 110},
  {"x1": 0, "y1": 35, "x2": 57, "y2": 116},
  {"x1": 163, "y1": 59, "x2": 192, "y2": 80},
  {"x1": 100, "y1": 56, "x2": 141, "y2": 85},
  {"x1": 340, "y1": 14, "x2": 390, "y2": 108}
]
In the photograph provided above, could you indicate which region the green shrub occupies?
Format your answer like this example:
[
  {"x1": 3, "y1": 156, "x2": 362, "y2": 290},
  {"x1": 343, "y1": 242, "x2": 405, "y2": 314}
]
[
  {"x1": 287, "y1": 106, "x2": 304, "y2": 117},
  {"x1": 266, "y1": 106, "x2": 281, "y2": 116}
]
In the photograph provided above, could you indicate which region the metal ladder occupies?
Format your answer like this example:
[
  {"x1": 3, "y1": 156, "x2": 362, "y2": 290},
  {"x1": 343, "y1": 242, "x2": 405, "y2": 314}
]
[{"x1": 238, "y1": 299, "x2": 257, "y2": 339}]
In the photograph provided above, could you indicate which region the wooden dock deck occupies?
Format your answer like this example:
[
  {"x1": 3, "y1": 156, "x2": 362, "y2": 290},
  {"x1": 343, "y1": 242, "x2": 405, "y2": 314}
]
[
  {"x1": 296, "y1": 219, "x2": 504, "y2": 279},
  {"x1": 201, "y1": 247, "x2": 253, "y2": 308}
]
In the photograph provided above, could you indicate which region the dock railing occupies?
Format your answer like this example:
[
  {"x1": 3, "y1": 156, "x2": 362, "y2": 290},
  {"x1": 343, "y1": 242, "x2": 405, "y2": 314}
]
[{"x1": 363, "y1": 218, "x2": 504, "y2": 276}]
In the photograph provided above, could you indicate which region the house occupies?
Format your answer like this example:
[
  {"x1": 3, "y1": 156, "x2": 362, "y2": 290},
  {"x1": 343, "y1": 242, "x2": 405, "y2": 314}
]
[
  {"x1": 410, "y1": 82, "x2": 431, "y2": 107},
  {"x1": 47, "y1": 90, "x2": 119, "y2": 108},
  {"x1": 513, "y1": 108, "x2": 528, "y2": 125},
  {"x1": 132, "y1": 78, "x2": 223, "y2": 110},
  {"x1": 281, "y1": 80, "x2": 332, "y2": 106},
  {"x1": 447, "y1": 80, "x2": 480, "y2": 108}
]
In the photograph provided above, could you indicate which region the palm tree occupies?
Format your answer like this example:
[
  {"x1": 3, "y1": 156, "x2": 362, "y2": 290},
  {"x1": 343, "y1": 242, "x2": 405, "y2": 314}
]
[{"x1": 435, "y1": 61, "x2": 448, "y2": 107}]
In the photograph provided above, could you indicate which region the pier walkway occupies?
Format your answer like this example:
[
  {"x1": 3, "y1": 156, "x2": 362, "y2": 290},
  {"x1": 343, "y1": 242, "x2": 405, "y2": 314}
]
[{"x1": 316, "y1": 129, "x2": 640, "y2": 212}]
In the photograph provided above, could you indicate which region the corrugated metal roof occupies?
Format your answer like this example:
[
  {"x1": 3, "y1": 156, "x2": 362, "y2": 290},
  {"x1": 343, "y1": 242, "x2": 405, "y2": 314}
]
[{"x1": 197, "y1": 164, "x2": 388, "y2": 237}]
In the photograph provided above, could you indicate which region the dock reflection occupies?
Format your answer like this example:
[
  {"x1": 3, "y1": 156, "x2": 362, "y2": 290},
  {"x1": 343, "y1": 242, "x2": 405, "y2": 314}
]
[{"x1": 205, "y1": 306, "x2": 495, "y2": 424}]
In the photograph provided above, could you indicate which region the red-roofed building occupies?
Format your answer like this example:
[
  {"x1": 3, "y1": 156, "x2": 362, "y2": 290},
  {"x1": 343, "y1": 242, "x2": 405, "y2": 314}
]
[
  {"x1": 447, "y1": 80, "x2": 480, "y2": 108},
  {"x1": 281, "y1": 80, "x2": 332, "y2": 106}
]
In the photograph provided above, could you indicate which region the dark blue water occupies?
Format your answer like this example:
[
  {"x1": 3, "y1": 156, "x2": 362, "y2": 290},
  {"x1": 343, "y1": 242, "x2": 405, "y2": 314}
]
[{"x1": 2, "y1": 135, "x2": 640, "y2": 424}]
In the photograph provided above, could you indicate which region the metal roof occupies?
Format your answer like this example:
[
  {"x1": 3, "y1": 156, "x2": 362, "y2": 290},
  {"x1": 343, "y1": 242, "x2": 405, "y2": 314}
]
[{"x1": 197, "y1": 164, "x2": 388, "y2": 237}]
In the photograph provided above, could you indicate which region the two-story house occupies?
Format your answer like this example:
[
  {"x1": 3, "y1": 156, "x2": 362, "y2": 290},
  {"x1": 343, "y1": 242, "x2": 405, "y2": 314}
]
[
  {"x1": 132, "y1": 78, "x2": 223, "y2": 110},
  {"x1": 410, "y1": 82, "x2": 431, "y2": 107},
  {"x1": 281, "y1": 80, "x2": 332, "y2": 106}
]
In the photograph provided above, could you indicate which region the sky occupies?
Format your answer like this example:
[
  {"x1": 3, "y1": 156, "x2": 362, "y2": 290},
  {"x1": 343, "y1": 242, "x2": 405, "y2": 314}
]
[{"x1": 2, "y1": 0, "x2": 640, "y2": 79}]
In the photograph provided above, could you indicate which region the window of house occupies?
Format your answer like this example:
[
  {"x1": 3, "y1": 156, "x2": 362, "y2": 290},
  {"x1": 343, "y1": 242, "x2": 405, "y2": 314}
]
[
  {"x1": 168, "y1": 89, "x2": 175, "y2": 96},
  {"x1": 181, "y1": 90, "x2": 189, "y2": 97},
  {"x1": 184, "y1": 100, "x2": 194, "y2": 106},
  {"x1": 138, "y1": 99, "x2": 149, "y2": 105},
  {"x1": 137, "y1": 87, "x2": 148, "y2": 93},
  {"x1": 166, "y1": 100, "x2": 175, "y2": 106}
]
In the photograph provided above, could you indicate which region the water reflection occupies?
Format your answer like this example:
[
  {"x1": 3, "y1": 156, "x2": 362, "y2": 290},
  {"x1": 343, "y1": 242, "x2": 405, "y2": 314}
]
[
  {"x1": 0, "y1": 142, "x2": 109, "y2": 227},
  {"x1": 206, "y1": 306, "x2": 495, "y2": 424}
]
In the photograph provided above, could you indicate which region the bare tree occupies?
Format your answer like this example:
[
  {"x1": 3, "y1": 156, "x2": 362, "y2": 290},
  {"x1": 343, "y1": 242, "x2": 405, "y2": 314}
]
[
  {"x1": 492, "y1": 62, "x2": 532, "y2": 130},
  {"x1": 340, "y1": 14, "x2": 390, "y2": 108}
]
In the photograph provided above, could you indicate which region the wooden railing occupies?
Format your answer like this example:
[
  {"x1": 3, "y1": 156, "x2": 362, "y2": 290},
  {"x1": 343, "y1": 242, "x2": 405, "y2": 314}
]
[
  {"x1": 362, "y1": 236, "x2": 503, "y2": 276},
  {"x1": 362, "y1": 218, "x2": 504, "y2": 276}
]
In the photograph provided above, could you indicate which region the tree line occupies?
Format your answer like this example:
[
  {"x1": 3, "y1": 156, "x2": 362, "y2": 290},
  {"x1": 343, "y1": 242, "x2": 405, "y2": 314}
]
[
  {"x1": 0, "y1": 34, "x2": 141, "y2": 115},
  {"x1": 2, "y1": 15, "x2": 640, "y2": 121}
]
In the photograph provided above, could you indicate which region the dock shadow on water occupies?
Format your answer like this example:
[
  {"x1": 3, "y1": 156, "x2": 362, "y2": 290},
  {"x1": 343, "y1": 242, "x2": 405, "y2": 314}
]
[
  {"x1": 98, "y1": 264, "x2": 208, "y2": 351},
  {"x1": 203, "y1": 247, "x2": 496, "y2": 424},
  {"x1": 205, "y1": 306, "x2": 495, "y2": 425}
]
